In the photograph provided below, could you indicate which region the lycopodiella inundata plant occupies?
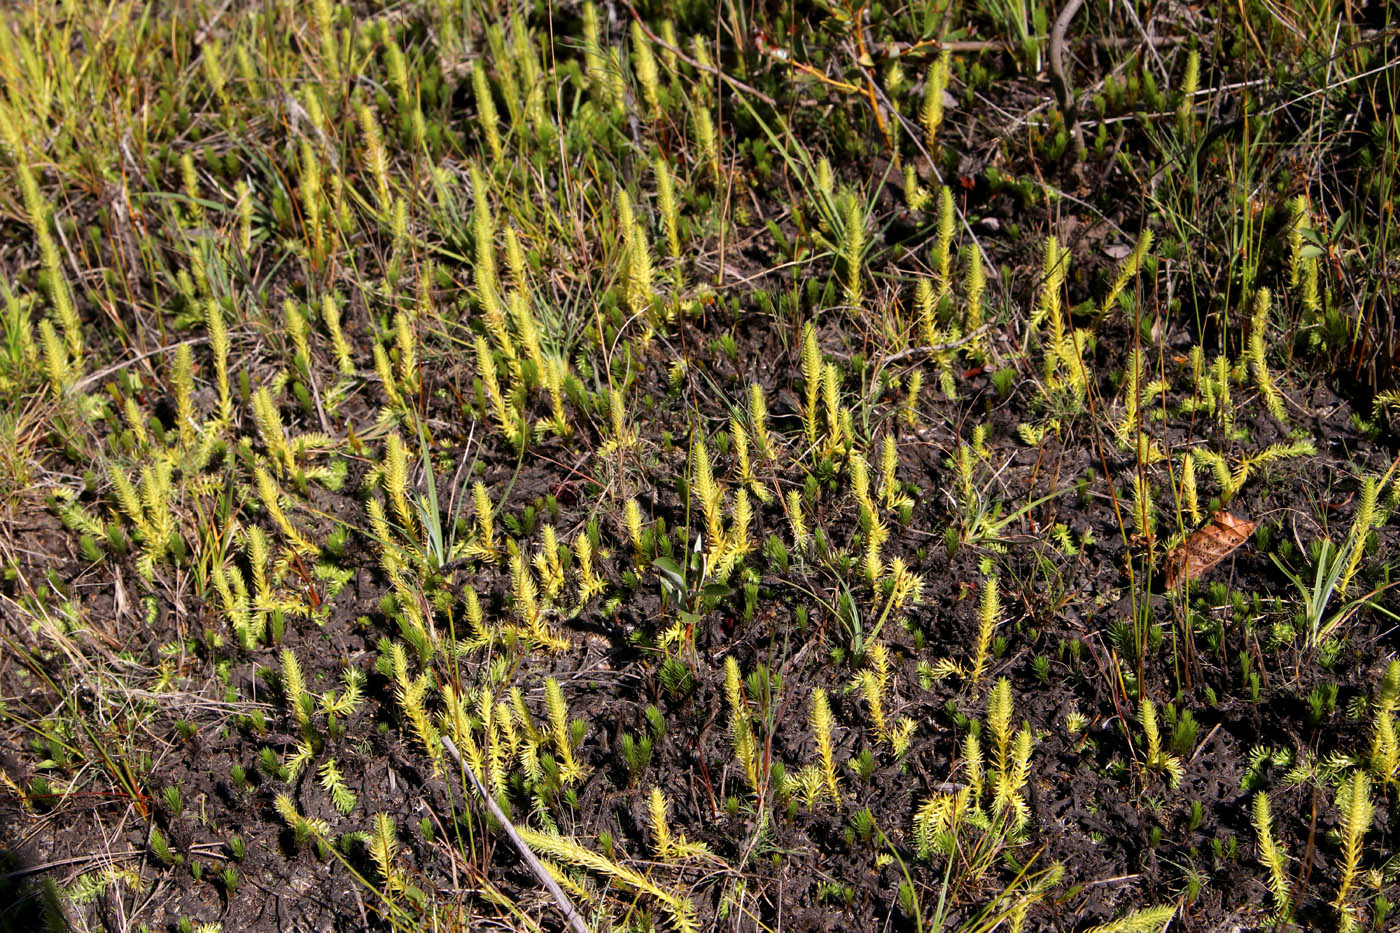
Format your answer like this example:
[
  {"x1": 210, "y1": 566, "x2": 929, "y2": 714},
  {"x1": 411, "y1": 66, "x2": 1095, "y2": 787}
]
[
  {"x1": 1179, "y1": 450, "x2": 1202, "y2": 524},
  {"x1": 863, "y1": 509, "x2": 889, "y2": 585},
  {"x1": 721, "y1": 488, "x2": 754, "y2": 576},
  {"x1": 535, "y1": 525, "x2": 565, "y2": 599},
  {"x1": 801, "y1": 323, "x2": 822, "y2": 448},
  {"x1": 380, "y1": 432, "x2": 418, "y2": 544},
  {"x1": 849, "y1": 450, "x2": 873, "y2": 516},
  {"x1": 357, "y1": 102, "x2": 391, "y2": 212},
  {"x1": 841, "y1": 190, "x2": 866, "y2": 311},
  {"x1": 691, "y1": 433, "x2": 722, "y2": 557},
  {"x1": 319, "y1": 758, "x2": 356, "y2": 815},
  {"x1": 1288, "y1": 196, "x2": 1322, "y2": 318},
  {"x1": 580, "y1": 2, "x2": 611, "y2": 107},
  {"x1": 172, "y1": 343, "x2": 195, "y2": 448},
  {"x1": 693, "y1": 105, "x2": 720, "y2": 187},
  {"x1": 515, "y1": 825, "x2": 699, "y2": 933},
  {"x1": 544, "y1": 677, "x2": 586, "y2": 785},
  {"x1": 986, "y1": 678, "x2": 1032, "y2": 829},
  {"x1": 1098, "y1": 227, "x2": 1153, "y2": 317},
  {"x1": 879, "y1": 435, "x2": 912, "y2": 515},
  {"x1": 1032, "y1": 235, "x2": 1066, "y2": 336},
  {"x1": 963, "y1": 244, "x2": 986, "y2": 339},
  {"x1": 932, "y1": 185, "x2": 955, "y2": 303},
  {"x1": 367, "y1": 813, "x2": 405, "y2": 896},
  {"x1": 321, "y1": 294, "x2": 354, "y2": 377},
  {"x1": 575, "y1": 530, "x2": 605, "y2": 603},
  {"x1": 622, "y1": 197, "x2": 656, "y2": 317},
  {"x1": 1337, "y1": 473, "x2": 1383, "y2": 597},
  {"x1": 1252, "y1": 791, "x2": 1292, "y2": 917},
  {"x1": 822, "y1": 361, "x2": 846, "y2": 455},
  {"x1": 274, "y1": 795, "x2": 330, "y2": 850},
  {"x1": 466, "y1": 481, "x2": 499, "y2": 563},
  {"x1": 283, "y1": 300, "x2": 314, "y2": 372},
  {"x1": 461, "y1": 585, "x2": 494, "y2": 650},
  {"x1": 476, "y1": 336, "x2": 523, "y2": 449},
  {"x1": 373, "y1": 341, "x2": 402, "y2": 412},
  {"x1": 730, "y1": 417, "x2": 763, "y2": 501},
  {"x1": 624, "y1": 498, "x2": 644, "y2": 557},
  {"x1": 725, "y1": 656, "x2": 762, "y2": 794},
  {"x1": 901, "y1": 370, "x2": 923, "y2": 427},
  {"x1": 397, "y1": 669, "x2": 443, "y2": 773},
  {"x1": 1333, "y1": 770, "x2": 1373, "y2": 930},
  {"x1": 511, "y1": 550, "x2": 542, "y2": 634},
  {"x1": 921, "y1": 49, "x2": 953, "y2": 152},
  {"x1": 854, "y1": 642, "x2": 916, "y2": 755},
  {"x1": 394, "y1": 308, "x2": 418, "y2": 397},
  {"x1": 905, "y1": 163, "x2": 932, "y2": 211},
  {"x1": 810, "y1": 686, "x2": 841, "y2": 807},
  {"x1": 471, "y1": 60, "x2": 503, "y2": 162},
  {"x1": 1114, "y1": 349, "x2": 1167, "y2": 461},
  {"x1": 786, "y1": 488, "x2": 808, "y2": 553},
  {"x1": 1249, "y1": 288, "x2": 1288, "y2": 422},
  {"x1": 310, "y1": 0, "x2": 338, "y2": 84},
  {"x1": 748, "y1": 383, "x2": 775, "y2": 464},
  {"x1": 252, "y1": 386, "x2": 293, "y2": 476},
  {"x1": 1132, "y1": 473, "x2": 1157, "y2": 545},
  {"x1": 913, "y1": 677, "x2": 1034, "y2": 870},
  {"x1": 298, "y1": 138, "x2": 325, "y2": 262},
  {"x1": 648, "y1": 787, "x2": 709, "y2": 860},
  {"x1": 631, "y1": 21, "x2": 662, "y2": 121},
  {"x1": 971, "y1": 575, "x2": 1000, "y2": 685},
  {"x1": 200, "y1": 37, "x2": 226, "y2": 102},
  {"x1": 471, "y1": 166, "x2": 507, "y2": 334},
  {"x1": 854, "y1": 646, "x2": 889, "y2": 743},
  {"x1": 282, "y1": 647, "x2": 310, "y2": 729},
  {"x1": 915, "y1": 278, "x2": 937, "y2": 350},
  {"x1": 597, "y1": 386, "x2": 637, "y2": 458},
  {"x1": 654, "y1": 156, "x2": 681, "y2": 261},
  {"x1": 539, "y1": 355, "x2": 572, "y2": 438},
  {"x1": 503, "y1": 225, "x2": 529, "y2": 293},
  {"x1": 1137, "y1": 698, "x2": 1184, "y2": 788},
  {"x1": 1367, "y1": 660, "x2": 1400, "y2": 786},
  {"x1": 508, "y1": 289, "x2": 545, "y2": 385}
]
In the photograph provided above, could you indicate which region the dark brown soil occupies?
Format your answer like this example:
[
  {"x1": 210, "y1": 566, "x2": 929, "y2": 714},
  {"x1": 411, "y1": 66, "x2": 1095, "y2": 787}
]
[{"x1": 3, "y1": 1, "x2": 1399, "y2": 931}]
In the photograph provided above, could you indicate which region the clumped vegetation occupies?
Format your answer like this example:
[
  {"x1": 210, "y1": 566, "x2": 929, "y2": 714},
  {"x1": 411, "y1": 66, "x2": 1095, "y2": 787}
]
[{"x1": 1, "y1": 0, "x2": 1398, "y2": 930}]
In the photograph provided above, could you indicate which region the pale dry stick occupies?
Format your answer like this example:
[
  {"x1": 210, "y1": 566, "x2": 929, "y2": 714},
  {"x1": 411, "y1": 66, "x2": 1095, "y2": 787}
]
[
  {"x1": 1314, "y1": 18, "x2": 1343, "y2": 186},
  {"x1": 0, "y1": 843, "x2": 229, "y2": 882},
  {"x1": 1048, "y1": 0, "x2": 1087, "y2": 159},
  {"x1": 878, "y1": 34, "x2": 1186, "y2": 56},
  {"x1": 1258, "y1": 44, "x2": 1400, "y2": 119},
  {"x1": 194, "y1": 0, "x2": 237, "y2": 44},
  {"x1": 871, "y1": 324, "x2": 993, "y2": 370},
  {"x1": 49, "y1": 196, "x2": 98, "y2": 309},
  {"x1": 978, "y1": 36, "x2": 1222, "y2": 144},
  {"x1": 1117, "y1": 0, "x2": 1169, "y2": 84},
  {"x1": 71, "y1": 337, "x2": 209, "y2": 393},
  {"x1": 862, "y1": 324, "x2": 994, "y2": 403},
  {"x1": 691, "y1": 254, "x2": 809, "y2": 288},
  {"x1": 620, "y1": 3, "x2": 777, "y2": 109},
  {"x1": 441, "y1": 734, "x2": 592, "y2": 933},
  {"x1": 1189, "y1": 722, "x2": 1223, "y2": 764}
]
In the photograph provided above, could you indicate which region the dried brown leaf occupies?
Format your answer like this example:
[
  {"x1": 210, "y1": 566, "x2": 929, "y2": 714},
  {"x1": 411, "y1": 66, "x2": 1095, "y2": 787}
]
[{"x1": 1163, "y1": 510, "x2": 1256, "y2": 590}]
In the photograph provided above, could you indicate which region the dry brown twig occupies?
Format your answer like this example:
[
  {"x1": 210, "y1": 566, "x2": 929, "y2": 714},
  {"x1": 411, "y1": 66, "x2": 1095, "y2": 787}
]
[{"x1": 1049, "y1": 0, "x2": 1087, "y2": 159}]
